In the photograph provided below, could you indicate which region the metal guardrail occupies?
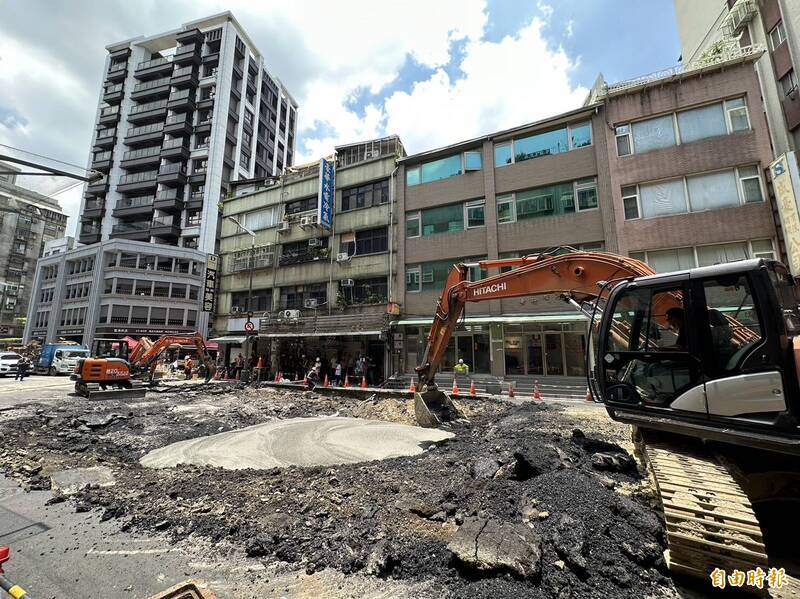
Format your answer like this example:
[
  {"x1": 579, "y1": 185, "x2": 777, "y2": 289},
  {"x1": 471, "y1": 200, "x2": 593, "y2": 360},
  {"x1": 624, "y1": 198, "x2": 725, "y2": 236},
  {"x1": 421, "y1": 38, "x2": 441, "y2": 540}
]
[
  {"x1": 601, "y1": 44, "x2": 765, "y2": 96},
  {"x1": 258, "y1": 312, "x2": 392, "y2": 335}
]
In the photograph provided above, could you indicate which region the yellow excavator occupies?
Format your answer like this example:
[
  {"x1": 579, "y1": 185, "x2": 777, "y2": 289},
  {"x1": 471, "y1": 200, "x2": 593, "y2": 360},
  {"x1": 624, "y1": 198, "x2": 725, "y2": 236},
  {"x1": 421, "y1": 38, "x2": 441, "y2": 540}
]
[{"x1": 415, "y1": 248, "x2": 800, "y2": 586}]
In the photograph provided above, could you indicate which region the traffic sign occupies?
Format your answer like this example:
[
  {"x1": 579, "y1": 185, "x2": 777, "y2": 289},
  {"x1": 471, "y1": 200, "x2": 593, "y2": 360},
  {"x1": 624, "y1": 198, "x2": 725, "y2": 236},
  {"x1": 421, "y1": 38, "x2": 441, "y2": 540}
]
[{"x1": 244, "y1": 320, "x2": 255, "y2": 332}]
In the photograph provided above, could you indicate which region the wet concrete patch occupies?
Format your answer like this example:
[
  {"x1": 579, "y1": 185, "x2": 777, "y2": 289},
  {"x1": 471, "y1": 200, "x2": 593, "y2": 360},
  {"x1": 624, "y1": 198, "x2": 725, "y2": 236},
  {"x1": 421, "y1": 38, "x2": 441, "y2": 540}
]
[
  {"x1": 140, "y1": 416, "x2": 455, "y2": 470},
  {"x1": 50, "y1": 466, "x2": 115, "y2": 495}
]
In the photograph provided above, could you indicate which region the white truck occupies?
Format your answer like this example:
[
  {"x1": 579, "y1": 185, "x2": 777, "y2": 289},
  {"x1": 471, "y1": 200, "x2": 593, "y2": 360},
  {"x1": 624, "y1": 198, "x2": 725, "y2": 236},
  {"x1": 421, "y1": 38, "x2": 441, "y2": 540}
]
[{"x1": 37, "y1": 344, "x2": 90, "y2": 375}]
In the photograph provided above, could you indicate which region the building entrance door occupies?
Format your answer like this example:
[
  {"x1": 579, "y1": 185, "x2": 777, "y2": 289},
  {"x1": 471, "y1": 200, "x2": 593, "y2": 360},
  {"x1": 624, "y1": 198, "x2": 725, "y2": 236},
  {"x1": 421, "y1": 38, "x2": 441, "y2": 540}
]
[
  {"x1": 526, "y1": 333, "x2": 543, "y2": 375},
  {"x1": 544, "y1": 333, "x2": 564, "y2": 375}
]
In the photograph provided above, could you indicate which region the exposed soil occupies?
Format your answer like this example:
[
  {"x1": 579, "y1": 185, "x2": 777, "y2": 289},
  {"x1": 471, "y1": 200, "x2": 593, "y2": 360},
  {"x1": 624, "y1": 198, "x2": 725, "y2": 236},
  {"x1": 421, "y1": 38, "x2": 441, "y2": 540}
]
[{"x1": 0, "y1": 384, "x2": 677, "y2": 598}]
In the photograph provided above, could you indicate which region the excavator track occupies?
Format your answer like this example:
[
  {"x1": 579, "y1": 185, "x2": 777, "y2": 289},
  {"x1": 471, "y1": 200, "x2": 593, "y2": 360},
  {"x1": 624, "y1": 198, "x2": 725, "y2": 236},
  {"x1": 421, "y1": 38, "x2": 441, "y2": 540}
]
[{"x1": 637, "y1": 430, "x2": 769, "y2": 581}]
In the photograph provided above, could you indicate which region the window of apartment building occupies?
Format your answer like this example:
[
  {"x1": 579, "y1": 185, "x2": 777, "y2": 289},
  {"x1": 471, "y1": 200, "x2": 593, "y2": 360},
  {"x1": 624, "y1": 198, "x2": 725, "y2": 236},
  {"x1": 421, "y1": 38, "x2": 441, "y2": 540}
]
[
  {"x1": 111, "y1": 305, "x2": 129, "y2": 323},
  {"x1": 406, "y1": 258, "x2": 485, "y2": 293},
  {"x1": 168, "y1": 308, "x2": 184, "y2": 326},
  {"x1": 406, "y1": 267, "x2": 421, "y2": 292},
  {"x1": 466, "y1": 199, "x2": 486, "y2": 228},
  {"x1": 617, "y1": 98, "x2": 750, "y2": 156},
  {"x1": 241, "y1": 130, "x2": 252, "y2": 148},
  {"x1": 630, "y1": 239, "x2": 775, "y2": 272},
  {"x1": 339, "y1": 227, "x2": 388, "y2": 256},
  {"x1": 406, "y1": 203, "x2": 463, "y2": 237},
  {"x1": 623, "y1": 165, "x2": 763, "y2": 220},
  {"x1": 231, "y1": 289, "x2": 272, "y2": 312},
  {"x1": 405, "y1": 150, "x2": 482, "y2": 186},
  {"x1": 780, "y1": 69, "x2": 798, "y2": 96},
  {"x1": 770, "y1": 21, "x2": 787, "y2": 51},
  {"x1": 494, "y1": 121, "x2": 592, "y2": 167},
  {"x1": 150, "y1": 307, "x2": 167, "y2": 325},
  {"x1": 279, "y1": 283, "x2": 326, "y2": 309},
  {"x1": 340, "y1": 179, "x2": 389, "y2": 211},
  {"x1": 130, "y1": 306, "x2": 148, "y2": 324},
  {"x1": 187, "y1": 310, "x2": 197, "y2": 327},
  {"x1": 243, "y1": 109, "x2": 254, "y2": 128},
  {"x1": 171, "y1": 283, "x2": 187, "y2": 299},
  {"x1": 241, "y1": 206, "x2": 277, "y2": 231},
  {"x1": 340, "y1": 277, "x2": 388, "y2": 304},
  {"x1": 496, "y1": 178, "x2": 598, "y2": 224},
  {"x1": 285, "y1": 196, "x2": 317, "y2": 215}
]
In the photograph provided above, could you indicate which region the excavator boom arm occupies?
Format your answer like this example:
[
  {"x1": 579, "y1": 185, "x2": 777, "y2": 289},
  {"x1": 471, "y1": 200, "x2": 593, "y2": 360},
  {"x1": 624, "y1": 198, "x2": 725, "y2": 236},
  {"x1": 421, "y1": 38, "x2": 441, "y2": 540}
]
[
  {"x1": 129, "y1": 333, "x2": 209, "y2": 375},
  {"x1": 415, "y1": 251, "x2": 655, "y2": 387}
]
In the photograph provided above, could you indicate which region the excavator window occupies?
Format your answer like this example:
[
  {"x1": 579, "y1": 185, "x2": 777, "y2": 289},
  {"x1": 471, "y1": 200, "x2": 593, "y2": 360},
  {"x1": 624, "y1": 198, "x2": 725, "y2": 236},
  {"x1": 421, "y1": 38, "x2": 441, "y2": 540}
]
[{"x1": 601, "y1": 284, "x2": 700, "y2": 407}]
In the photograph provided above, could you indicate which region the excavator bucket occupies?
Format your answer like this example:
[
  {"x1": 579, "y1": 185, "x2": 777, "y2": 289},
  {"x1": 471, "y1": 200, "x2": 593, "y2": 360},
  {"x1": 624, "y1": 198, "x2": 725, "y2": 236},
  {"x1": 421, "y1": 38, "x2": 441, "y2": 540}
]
[{"x1": 414, "y1": 388, "x2": 463, "y2": 428}]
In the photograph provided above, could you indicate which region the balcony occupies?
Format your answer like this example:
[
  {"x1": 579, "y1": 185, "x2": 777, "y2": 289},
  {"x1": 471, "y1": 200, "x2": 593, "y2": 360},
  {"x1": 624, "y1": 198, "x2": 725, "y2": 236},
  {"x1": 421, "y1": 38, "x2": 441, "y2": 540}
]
[
  {"x1": 187, "y1": 190, "x2": 204, "y2": 210},
  {"x1": 171, "y1": 65, "x2": 198, "y2": 88},
  {"x1": 154, "y1": 190, "x2": 185, "y2": 212},
  {"x1": 116, "y1": 170, "x2": 158, "y2": 194},
  {"x1": 111, "y1": 221, "x2": 151, "y2": 241},
  {"x1": 127, "y1": 98, "x2": 168, "y2": 124},
  {"x1": 202, "y1": 51, "x2": 220, "y2": 65},
  {"x1": 120, "y1": 144, "x2": 161, "y2": 169},
  {"x1": 130, "y1": 76, "x2": 171, "y2": 101},
  {"x1": 86, "y1": 176, "x2": 109, "y2": 195},
  {"x1": 194, "y1": 117, "x2": 212, "y2": 135},
  {"x1": 79, "y1": 228, "x2": 102, "y2": 245},
  {"x1": 106, "y1": 61, "x2": 127, "y2": 83},
  {"x1": 97, "y1": 104, "x2": 120, "y2": 127},
  {"x1": 161, "y1": 136, "x2": 190, "y2": 160},
  {"x1": 197, "y1": 93, "x2": 215, "y2": 111},
  {"x1": 150, "y1": 215, "x2": 181, "y2": 238},
  {"x1": 174, "y1": 43, "x2": 200, "y2": 65},
  {"x1": 94, "y1": 127, "x2": 116, "y2": 149},
  {"x1": 278, "y1": 247, "x2": 330, "y2": 267},
  {"x1": 134, "y1": 56, "x2": 173, "y2": 80},
  {"x1": 163, "y1": 113, "x2": 192, "y2": 135},
  {"x1": 92, "y1": 150, "x2": 113, "y2": 173},
  {"x1": 157, "y1": 161, "x2": 187, "y2": 186},
  {"x1": 125, "y1": 122, "x2": 164, "y2": 146},
  {"x1": 83, "y1": 198, "x2": 105, "y2": 218},
  {"x1": 103, "y1": 82, "x2": 124, "y2": 104},
  {"x1": 113, "y1": 195, "x2": 155, "y2": 218},
  {"x1": 189, "y1": 168, "x2": 207, "y2": 184},
  {"x1": 167, "y1": 88, "x2": 195, "y2": 112}
]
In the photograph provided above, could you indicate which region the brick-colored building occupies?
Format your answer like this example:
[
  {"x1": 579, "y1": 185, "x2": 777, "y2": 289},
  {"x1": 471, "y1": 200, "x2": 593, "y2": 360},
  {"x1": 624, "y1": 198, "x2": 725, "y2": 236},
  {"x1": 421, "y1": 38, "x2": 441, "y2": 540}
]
[{"x1": 394, "y1": 48, "x2": 781, "y2": 382}]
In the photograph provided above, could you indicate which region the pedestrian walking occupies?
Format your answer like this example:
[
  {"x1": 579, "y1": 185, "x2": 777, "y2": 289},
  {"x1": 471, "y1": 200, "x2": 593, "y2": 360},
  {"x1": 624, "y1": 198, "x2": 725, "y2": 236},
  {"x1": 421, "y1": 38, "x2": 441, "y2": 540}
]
[
  {"x1": 15, "y1": 356, "x2": 30, "y2": 381},
  {"x1": 333, "y1": 360, "x2": 342, "y2": 386}
]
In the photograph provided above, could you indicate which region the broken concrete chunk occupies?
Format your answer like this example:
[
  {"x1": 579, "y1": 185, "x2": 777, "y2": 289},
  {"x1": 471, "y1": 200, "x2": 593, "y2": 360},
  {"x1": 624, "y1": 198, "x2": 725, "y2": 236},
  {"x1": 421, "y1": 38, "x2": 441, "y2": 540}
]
[
  {"x1": 470, "y1": 457, "x2": 501, "y2": 480},
  {"x1": 50, "y1": 466, "x2": 115, "y2": 495},
  {"x1": 591, "y1": 452, "x2": 635, "y2": 473},
  {"x1": 78, "y1": 412, "x2": 129, "y2": 429},
  {"x1": 552, "y1": 515, "x2": 588, "y2": 578},
  {"x1": 448, "y1": 517, "x2": 542, "y2": 579},
  {"x1": 364, "y1": 539, "x2": 394, "y2": 577}
]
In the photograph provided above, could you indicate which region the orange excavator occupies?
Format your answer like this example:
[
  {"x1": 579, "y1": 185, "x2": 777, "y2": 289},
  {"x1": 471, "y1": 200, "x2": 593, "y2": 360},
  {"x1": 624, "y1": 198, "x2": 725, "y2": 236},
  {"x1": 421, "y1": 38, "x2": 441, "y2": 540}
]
[
  {"x1": 71, "y1": 332, "x2": 212, "y2": 398},
  {"x1": 415, "y1": 247, "x2": 800, "y2": 583}
]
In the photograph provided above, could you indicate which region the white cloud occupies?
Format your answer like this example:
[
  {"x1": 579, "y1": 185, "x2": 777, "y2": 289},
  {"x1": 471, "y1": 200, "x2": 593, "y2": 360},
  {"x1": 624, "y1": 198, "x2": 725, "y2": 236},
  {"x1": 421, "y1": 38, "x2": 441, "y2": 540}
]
[{"x1": 383, "y1": 18, "x2": 588, "y2": 153}]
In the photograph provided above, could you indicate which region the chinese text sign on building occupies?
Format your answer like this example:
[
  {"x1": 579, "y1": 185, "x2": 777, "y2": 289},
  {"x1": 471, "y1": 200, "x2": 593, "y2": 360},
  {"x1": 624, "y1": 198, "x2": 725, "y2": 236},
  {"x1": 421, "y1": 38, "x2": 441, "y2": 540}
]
[
  {"x1": 202, "y1": 254, "x2": 218, "y2": 312},
  {"x1": 771, "y1": 153, "x2": 800, "y2": 276},
  {"x1": 318, "y1": 158, "x2": 334, "y2": 230}
]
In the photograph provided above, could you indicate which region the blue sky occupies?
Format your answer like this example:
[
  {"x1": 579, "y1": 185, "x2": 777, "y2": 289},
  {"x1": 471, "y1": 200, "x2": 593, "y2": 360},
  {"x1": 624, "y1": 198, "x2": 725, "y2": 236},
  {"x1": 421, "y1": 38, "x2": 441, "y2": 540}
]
[{"x1": 0, "y1": 0, "x2": 683, "y2": 232}]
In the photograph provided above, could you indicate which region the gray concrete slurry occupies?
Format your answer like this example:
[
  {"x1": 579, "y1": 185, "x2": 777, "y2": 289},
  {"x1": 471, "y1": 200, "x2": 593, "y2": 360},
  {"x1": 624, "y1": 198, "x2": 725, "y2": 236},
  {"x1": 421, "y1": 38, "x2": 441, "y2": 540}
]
[{"x1": 140, "y1": 416, "x2": 455, "y2": 470}]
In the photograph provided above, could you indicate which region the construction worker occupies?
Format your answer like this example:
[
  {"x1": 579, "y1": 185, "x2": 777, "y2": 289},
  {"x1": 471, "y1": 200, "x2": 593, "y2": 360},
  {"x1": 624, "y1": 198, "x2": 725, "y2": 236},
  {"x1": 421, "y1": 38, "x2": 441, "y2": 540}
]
[
  {"x1": 184, "y1": 355, "x2": 193, "y2": 380},
  {"x1": 454, "y1": 358, "x2": 469, "y2": 375}
]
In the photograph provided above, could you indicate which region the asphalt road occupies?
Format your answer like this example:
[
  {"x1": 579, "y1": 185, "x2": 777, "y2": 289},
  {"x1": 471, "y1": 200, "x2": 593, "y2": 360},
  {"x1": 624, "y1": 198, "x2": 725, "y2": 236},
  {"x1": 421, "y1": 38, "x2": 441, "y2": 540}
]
[{"x1": 0, "y1": 374, "x2": 74, "y2": 411}]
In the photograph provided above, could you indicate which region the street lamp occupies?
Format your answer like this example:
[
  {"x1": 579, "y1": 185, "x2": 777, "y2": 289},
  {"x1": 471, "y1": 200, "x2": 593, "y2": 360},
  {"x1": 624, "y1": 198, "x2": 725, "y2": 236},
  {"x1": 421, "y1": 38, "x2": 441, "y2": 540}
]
[{"x1": 226, "y1": 216, "x2": 256, "y2": 374}]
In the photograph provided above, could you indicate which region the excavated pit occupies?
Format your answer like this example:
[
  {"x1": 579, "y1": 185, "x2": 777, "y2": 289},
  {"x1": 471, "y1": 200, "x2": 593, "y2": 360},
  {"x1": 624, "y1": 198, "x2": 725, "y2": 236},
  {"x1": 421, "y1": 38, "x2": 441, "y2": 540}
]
[{"x1": 140, "y1": 416, "x2": 455, "y2": 470}]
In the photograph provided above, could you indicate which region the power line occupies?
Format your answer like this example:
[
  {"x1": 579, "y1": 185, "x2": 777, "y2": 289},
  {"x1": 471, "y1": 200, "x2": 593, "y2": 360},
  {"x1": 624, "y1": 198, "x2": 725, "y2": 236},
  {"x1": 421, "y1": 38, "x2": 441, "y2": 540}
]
[{"x1": 0, "y1": 143, "x2": 90, "y2": 174}]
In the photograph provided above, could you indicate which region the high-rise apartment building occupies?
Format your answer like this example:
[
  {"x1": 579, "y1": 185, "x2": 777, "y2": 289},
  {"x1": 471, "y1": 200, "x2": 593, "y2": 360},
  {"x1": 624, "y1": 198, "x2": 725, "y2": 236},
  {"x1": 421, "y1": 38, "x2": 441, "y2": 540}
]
[
  {"x1": 0, "y1": 163, "x2": 68, "y2": 338},
  {"x1": 24, "y1": 12, "x2": 298, "y2": 347},
  {"x1": 674, "y1": 0, "x2": 800, "y2": 154}
]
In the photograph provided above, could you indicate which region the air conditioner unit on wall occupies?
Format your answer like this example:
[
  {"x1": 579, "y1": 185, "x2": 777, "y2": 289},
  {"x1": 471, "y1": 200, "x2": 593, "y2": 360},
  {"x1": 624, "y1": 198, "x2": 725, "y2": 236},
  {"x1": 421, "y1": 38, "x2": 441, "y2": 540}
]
[
  {"x1": 277, "y1": 221, "x2": 290, "y2": 233},
  {"x1": 304, "y1": 298, "x2": 318, "y2": 309},
  {"x1": 231, "y1": 306, "x2": 241, "y2": 314},
  {"x1": 336, "y1": 252, "x2": 350, "y2": 263},
  {"x1": 341, "y1": 279, "x2": 354, "y2": 287},
  {"x1": 299, "y1": 215, "x2": 318, "y2": 229},
  {"x1": 308, "y1": 238, "x2": 322, "y2": 247},
  {"x1": 281, "y1": 309, "x2": 301, "y2": 320}
]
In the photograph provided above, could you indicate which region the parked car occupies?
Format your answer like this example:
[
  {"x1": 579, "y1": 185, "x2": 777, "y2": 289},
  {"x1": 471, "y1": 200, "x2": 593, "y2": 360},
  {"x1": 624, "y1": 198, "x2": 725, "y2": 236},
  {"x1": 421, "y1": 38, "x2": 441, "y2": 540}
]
[{"x1": 0, "y1": 352, "x2": 22, "y2": 377}]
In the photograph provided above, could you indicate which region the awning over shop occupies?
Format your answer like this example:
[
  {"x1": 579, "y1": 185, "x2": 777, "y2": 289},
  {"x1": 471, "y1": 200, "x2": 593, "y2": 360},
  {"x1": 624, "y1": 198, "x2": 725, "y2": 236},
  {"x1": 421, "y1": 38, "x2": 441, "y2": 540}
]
[
  {"x1": 260, "y1": 330, "x2": 382, "y2": 338},
  {"x1": 209, "y1": 336, "x2": 247, "y2": 343},
  {"x1": 392, "y1": 313, "x2": 587, "y2": 326}
]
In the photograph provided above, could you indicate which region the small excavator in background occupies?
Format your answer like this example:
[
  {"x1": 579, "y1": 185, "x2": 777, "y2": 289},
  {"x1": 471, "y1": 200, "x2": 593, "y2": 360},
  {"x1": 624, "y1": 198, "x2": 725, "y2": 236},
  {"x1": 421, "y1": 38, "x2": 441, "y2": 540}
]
[
  {"x1": 71, "y1": 332, "x2": 212, "y2": 398},
  {"x1": 415, "y1": 248, "x2": 800, "y2": 585}
]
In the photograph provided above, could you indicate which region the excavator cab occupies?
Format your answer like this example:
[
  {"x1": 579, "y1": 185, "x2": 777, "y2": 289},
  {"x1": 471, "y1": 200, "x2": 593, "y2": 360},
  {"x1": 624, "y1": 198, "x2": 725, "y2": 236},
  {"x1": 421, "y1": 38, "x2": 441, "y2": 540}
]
[
  {"x1": 71, "y1": 338, "x2": 134, "y2": 396},
  {"x1": 595, "y1": 259, "x2": 800, "y2": 454}
]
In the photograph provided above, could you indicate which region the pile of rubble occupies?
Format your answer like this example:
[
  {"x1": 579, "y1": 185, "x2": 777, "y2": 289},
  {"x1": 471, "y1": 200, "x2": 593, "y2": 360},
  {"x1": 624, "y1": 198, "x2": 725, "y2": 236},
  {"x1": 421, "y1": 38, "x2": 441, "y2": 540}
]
[{"x1": 0, "y1": 386, "x2": 673, "y2": 598}]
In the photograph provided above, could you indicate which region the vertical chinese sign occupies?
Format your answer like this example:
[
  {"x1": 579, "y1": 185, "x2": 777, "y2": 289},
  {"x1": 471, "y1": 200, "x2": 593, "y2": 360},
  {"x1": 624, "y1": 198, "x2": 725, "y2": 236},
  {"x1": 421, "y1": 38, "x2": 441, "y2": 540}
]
[
  {"x1": 202, "y1": 253, "x2": 218, "y2": 312},
  {"x1": 770, "y1": 153, "x2": 800, "y2": 276},
  {"x1": 317, "y1": 157, "x2": 334, "y2": 230}
]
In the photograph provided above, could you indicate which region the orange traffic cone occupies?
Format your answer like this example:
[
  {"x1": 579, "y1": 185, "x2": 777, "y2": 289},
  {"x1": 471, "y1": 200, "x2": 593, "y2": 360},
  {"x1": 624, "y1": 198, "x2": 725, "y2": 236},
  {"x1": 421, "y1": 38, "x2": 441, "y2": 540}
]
[
  {"x1": 469, "y1": 380, "x2": 476, "y2": 397},
  {"x1": 585, "y1": 387, "x2": 593, "y2": 403},
  {"x1": 256, "y1": 356, "x2": 264, "y2": 369},
  {"x1": 344, "y1": 375, "x2": 350, "y2": 388},
  {"x1": 409, "y1": 378, "x2": 417, "y2": 393},
  {"x1": 323, "y1": 374, "x2": 330, "y2": 387},
  {"x1": 533, "y1": 379, "x2": 541, "y2": 402},
  {"x1": 214, "y1": 368, "x2": 221, "y2": 380},
  {"x1": 508, "y1": 383, "x2": 515, "y2": 398},
  {"x1": 235, "y1": 369, "x2": 240, "y2": 381},
  {"x1": 452, "y1": 378, "x2": 460, "y2": 395},
  {"x1": 361, "y1": 376, "x2": 367, "y2": 389}
]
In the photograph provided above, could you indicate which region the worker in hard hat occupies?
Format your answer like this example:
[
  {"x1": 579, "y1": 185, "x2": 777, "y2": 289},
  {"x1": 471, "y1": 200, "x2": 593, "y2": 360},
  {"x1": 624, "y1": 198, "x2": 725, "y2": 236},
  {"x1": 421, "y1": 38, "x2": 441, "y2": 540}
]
[{"x1": 454, "y1": 358, "x2": 470, "y2": 375}]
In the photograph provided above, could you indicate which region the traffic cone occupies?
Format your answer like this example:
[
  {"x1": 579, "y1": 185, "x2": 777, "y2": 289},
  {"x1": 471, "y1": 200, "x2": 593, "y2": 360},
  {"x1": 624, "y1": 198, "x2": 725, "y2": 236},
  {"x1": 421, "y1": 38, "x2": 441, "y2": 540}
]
[
  {"x1": 585, "y1": 387, "x2": 593, "y2": 403},
  {"x1": 274, "y1": 371, "x2": 280, "y2": 383},
  {"x1": 235, "y1": 369, "x2": 240, "y2": 381},
  {"x1": 469, "y1": 380, "x2": 476, "y2": 397},
  {"x1": 256, "y1": 356, "x2": 264, "y2": 369},
  {"x1": 224, "y1": 369, "x2": 230, "y2": 381},
  {"x1": 361, "y1": 376, "x2": 367, "y2": 389},
  {"x1": 344, "y1": 375, "x2": 350, "y2": 388},
  {"x1": 452, "y1": 378, "x2": 460, "y2": 395},
  {"x1": 323, "y1": 374, "x2": 330, "y2": 388},
  {"x1": 533, "y1": 379, "x2": 541, "y2": 402},
  {"x1": 508, "y1": 383, "x2": 515, "y2": 398},
  {"x1": 409, "y1": 378, "x2": 417, "y2": 393},
  {"x1": 213, "y1": 368, "x2": 221, "y2": 380}
]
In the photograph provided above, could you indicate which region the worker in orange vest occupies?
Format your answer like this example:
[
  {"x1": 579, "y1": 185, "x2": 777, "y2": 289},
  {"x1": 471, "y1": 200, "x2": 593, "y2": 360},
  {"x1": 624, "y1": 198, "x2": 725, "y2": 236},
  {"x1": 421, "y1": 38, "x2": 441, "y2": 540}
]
[{"x1": 184, "y1": 355, "x2": 194, "y2": 380}]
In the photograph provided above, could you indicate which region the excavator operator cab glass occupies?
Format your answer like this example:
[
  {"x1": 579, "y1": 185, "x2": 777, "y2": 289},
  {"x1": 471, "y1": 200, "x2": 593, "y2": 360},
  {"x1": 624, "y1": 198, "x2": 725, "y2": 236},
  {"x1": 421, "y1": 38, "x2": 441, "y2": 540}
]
[
  {"x1": 93, "y1": 339, "x2": 129, "y2": 360},
  {"x1": 597, "y1": 281, "x2": 701, "y2": 407}
]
